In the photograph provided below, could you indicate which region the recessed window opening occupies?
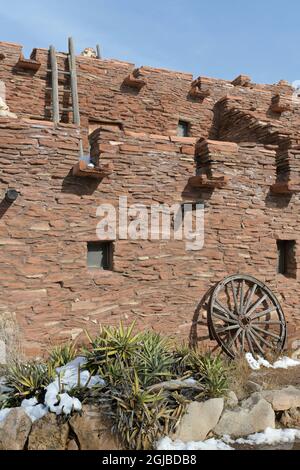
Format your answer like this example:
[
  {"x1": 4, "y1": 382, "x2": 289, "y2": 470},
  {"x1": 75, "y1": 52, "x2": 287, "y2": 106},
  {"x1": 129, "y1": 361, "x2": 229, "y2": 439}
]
[
  {"x1": 177, "y1": 120, "x2": 190, "y2": 137},
  {"x1": 277, "y1": 240, "x2": 296, "y2": 278},
  {"x1": 87, "y1": 241, "x2": 113, "y2": 270}
]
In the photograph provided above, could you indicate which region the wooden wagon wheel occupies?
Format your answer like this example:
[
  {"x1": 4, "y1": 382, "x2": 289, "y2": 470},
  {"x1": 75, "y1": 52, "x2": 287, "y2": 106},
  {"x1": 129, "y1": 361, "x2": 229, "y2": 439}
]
[{"x1": 207, "y1": 274, "x2": 286, "y2": 359}]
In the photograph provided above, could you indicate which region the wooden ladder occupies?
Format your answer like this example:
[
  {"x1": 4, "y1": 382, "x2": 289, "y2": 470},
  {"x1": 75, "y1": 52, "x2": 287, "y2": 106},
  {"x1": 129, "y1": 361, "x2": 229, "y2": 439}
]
[{"x1": 47, "y1": 37, "x2": 80, "y2": 126}]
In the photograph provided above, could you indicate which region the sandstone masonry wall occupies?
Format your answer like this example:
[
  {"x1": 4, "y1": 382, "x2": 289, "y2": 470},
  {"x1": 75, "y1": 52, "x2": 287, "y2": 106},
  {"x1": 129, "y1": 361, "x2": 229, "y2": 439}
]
[{"x1": 1, "y1": 41, "x2": 300, "y2": 354}]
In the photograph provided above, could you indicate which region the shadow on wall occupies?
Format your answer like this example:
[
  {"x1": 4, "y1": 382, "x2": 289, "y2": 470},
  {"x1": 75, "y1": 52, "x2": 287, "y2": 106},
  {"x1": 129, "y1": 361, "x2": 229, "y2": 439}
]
[
  {"x1": 189, "y1": 284, "x2": 219, "y2": 353},
  {"x1": 61, "y1": 169, "x2": 102, "y2": 196},
  {"x1": 265, "y1": 190, "x2": 292, "y2": 209},
  {"x1": 0, "y1": 198, "x2": 13, "y2": 219}
]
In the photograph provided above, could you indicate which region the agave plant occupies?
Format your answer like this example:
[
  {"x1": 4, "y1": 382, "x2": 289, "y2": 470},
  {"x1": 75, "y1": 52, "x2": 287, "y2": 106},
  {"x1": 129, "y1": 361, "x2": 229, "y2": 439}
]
[
  {"x1": 84, "y1": 322, "x2": 142, "y2": 374},
  {"x1": 111, "y1": 370, "x2": 181, "y2": 450},
  {"x1": 197, "y1": 353, "x2": 229, "y2": 398},
  {"x1": 3, "y1": 361, "x2": 55, "y2": 407},
  {"x1": 48, "y1": 341, "x2": 78, "y2": 368},
  {"x1": 134, "y1": 331, "x2": 174, "y2": 387}
]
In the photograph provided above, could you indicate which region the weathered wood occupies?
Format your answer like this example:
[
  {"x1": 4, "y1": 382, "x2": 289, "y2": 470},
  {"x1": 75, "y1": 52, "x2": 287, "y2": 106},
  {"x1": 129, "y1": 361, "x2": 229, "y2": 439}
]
[
  {"x1": 68, "y1": 37, "x2": 80, "y2": 126},
  {"x1": 147, "y1": 379, "x2": 204, "y2": 393},
  {"x1": 49, "y1": 46, "x2": 59, "y2": 124},
  {"x1": 96, "y1": 44, "x2": 102, "y2": 60}
]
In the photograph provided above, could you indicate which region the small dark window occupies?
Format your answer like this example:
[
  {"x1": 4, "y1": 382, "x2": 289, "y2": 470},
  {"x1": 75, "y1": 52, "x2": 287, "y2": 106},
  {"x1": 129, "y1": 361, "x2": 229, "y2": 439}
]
[
  {"x1": 277, "y1": 240, "x2": 296, "y2": 277},
  {"x1": 87, "y1": 241, "x2": 113, "y2": 270},
  {"x1": 177, "y1": 120, "x2": 189, "y2": 137}
]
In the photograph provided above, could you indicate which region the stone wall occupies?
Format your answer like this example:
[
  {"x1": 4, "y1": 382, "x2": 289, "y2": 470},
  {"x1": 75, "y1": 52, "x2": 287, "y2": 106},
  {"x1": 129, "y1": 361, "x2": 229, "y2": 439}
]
[{"x1": 0, "y1": 41, "x2": 300, "y2": 354}]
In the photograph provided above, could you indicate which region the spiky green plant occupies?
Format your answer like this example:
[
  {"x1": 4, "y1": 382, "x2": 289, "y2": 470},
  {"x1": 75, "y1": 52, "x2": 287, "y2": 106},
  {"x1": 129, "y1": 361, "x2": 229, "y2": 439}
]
[
  {"x1": 111, "y1": 370, "x2": 184, "y2": 450},
  {"x1": 134, "y1": 331, "x2": 174, "y2": 387},
  {"x1": 84, "y1": 322, "x2": 142, "y2": 374},
  {"x1": 198, "y1": 353, "x2": 229, "y2": 397},
  {"x1": 2, "y1": 361, "x2": 55, "y2": 407},
  {"x1": 48, "y1": 341, "x2": 78, "y2": 368}
]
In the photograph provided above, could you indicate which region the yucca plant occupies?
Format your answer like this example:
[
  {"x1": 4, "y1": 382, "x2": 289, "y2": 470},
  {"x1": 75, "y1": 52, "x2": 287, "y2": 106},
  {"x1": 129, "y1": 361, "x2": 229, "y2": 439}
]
[
  {"x1": 111, "y1": 370, "x2": 181, "y2": 450},
  {"x1": 199, "y1": 354, "x2": 229, "y2": 397},
  {"x1": 2, "y1": 361, "x2": 55, "y2": 407},
  {"x1": 134, "y1": 332, "x2": 174, "y2": 387},
  {"x1": 84, "y1": 322, "x2": 142, "y2": 374},
  {"x1": 48, "y1": 341, "x2": 78, "y2": 368}
]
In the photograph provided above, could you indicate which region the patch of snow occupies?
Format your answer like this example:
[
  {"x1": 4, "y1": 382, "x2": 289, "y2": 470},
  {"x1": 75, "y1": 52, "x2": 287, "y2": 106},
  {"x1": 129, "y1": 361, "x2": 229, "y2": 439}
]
[
  {"x1": 0, "y1": 408, "x2": 10, "y2": 423},
  {"x1": 156, "y1": 436, "x2": 234, "y2": 451},
  {"x1": 56, "y1": 356, "x2": 105, "y2": 390},
  {"x1": 245, "y1": 353, "x2": 300, "y2": 370},
  {"x1": 21, "y1": 397, "x2": 48, "y2": 422},
  {"x1": 234, "y1": 427, "x2": 300, "y2": 446},
  {"x1": 44, "y1": 380, "x2": 82, "y2": 415},
  {"x1": 183, "y1": 378, "x2": 197, "y2": 385}
]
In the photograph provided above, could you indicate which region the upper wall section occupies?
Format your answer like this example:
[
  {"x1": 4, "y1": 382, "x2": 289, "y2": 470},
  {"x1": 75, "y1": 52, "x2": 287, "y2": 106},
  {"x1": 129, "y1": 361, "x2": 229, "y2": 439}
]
[{"x1": 0, "y1": 41, "x2": 298, "y2": 143}]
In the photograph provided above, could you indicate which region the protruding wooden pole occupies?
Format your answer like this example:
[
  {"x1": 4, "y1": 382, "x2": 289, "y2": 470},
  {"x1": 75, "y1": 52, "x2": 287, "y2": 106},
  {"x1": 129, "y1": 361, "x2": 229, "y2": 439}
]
[
  {"x1": 49, "y1": 45, "x2": 59, "y2": 124},
  {"x1": 96, "y1": 44, "x2": 102, "y2": 59},
  {"x1": 68, "y1": 37, "x2": 80, "y2": 126}
]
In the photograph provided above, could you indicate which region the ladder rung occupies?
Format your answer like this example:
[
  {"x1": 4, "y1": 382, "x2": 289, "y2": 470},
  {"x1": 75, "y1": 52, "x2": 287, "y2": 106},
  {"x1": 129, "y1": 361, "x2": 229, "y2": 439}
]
[
  {"x1": 45, "y1": 86, "x2": 71, "y2": 91},
  {"x1": 45, "y1": 106, "x2": 73, "y2": 111},
  {"x1": 46, "y1": 69, "x2": 70, "y2": 75}
]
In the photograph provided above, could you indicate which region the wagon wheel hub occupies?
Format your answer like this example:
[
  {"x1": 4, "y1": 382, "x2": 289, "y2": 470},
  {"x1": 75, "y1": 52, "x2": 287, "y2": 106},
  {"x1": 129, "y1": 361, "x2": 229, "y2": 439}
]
[{"x1": 207, "y1": 274, "x2": 286, "y2": 359}]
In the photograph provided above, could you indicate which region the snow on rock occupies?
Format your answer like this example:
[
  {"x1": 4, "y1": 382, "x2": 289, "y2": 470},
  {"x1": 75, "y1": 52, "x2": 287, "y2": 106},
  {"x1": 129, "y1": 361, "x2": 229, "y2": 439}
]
[
  {"x1": 21, "y1": 397, "x2": 48, "y2": 423},
  {"x1": 56, "y1": 356, "x2": 105, "y2": 390},
  {"x1": 157, "y1": 436, "x2": 233, "y2": 451},
  {"x1": 245, "y1": 353, "x2": 300, "y2": 370},
  {"x1": 224, "y1": 427, "x2": 300, "y2": 446},
  {"x1": 44, "y1": 356, "x2": 105, "y2": 416}
]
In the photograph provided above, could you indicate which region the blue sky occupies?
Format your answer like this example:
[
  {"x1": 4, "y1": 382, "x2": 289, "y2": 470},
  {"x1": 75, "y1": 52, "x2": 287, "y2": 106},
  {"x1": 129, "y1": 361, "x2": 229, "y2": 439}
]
[{"x1": 1, "y1": 0, "x2": 299, "y2": 84}]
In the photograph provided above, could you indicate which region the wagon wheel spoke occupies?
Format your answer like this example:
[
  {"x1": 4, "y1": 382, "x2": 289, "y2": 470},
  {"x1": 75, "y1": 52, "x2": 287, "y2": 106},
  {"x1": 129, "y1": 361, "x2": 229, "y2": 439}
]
[
  {"x1": 242, "y1": 283, "x2": 257, "y2": 316},
  {"x1": 248, "y1": 329, "x2": 265, "y2": 356},
  {"x1": 239, "y1": 280, "x2": 245, "y2": 315},
  {"x1": 245, "y1": 293, "x2": 268, "y2": 317},
  {"x1": 231, "y1": 280, "x2": 239, "y2": 313},
  {"x1": 211, "y1": 312, "x2": 238, "y2": 324},
  {"x1": 249, "y1": 328, "x2": 276, "y2": 350},
  {"x1": 214, "y1": 300, "x2": 238, "y2": 320},
  {"x1": 250, "y1": 306, "x2": 278, "y2": 321},
  {"x1": 246, "y1": 330, "x2": 255, "y2": 355},
  {"x1": 207, "y1": 274, "x2": 286, "y2": 359},
  {"x1": 251, "y1": 325, "x2": 281, "y2": 340}
]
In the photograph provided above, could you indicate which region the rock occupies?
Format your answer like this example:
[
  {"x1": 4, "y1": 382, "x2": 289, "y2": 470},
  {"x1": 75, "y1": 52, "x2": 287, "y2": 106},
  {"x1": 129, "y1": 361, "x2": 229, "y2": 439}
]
[
  {"x1": 28, "y1": 413, "x2": 69, "y2": 450},
  {"x1": 226, "y1": 391, "x2": 238, "y2": 408},
  {"x1": 0, "y1": 97, "x2": 17, "y2": 119},
  {"x1": 246, "y1": 380, "x2": 263, "y2": 393},
  {"x1": 291, "y1": 348, "x2": 300, "y2": 361},
  {"x1": 67, "y1": 439, "x2": 79, "y2": 450},
  {"x1": 214, "y1": 395, "x2": 275, "y2": 438},
  {"x1": 173, "y1": 398, "x2": 224, "y2": 442},
  {"x1": 69, "y1": 405, "x2": 120, "y2": 450},
  {"x1": 291, "y1": 339, "x2": 300, "y2": 351},
  {"x1": 0, "y1": 340, "x2": 6, "y2": 364},
  {"x1": 262, "y1": 386, "x2": 300, "y2": 411},
  {"x1": 280, "y1": 407, "x2": 300, "y2": 428},
  {"x1": 0, "y1": 407, "x2": 32, "y2": 450}
]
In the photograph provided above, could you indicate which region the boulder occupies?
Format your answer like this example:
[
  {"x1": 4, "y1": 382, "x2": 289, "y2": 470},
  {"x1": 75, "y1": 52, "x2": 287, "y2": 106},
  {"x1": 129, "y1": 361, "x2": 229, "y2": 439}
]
[
  {"x1": 66, "y1": 439, "x2": 79, "y2": 450},
  {"x1": 291, "y1": 348, "x2": 300, "y2": 361},
  {"x1": 173, "y1": 398, "x2": 224, "y2": 442},
  {"x1": 280, "y1": 407, "x2": 300, "y2": 428},
  {"x1": 226, "y1": 391, "x2": 238, "y2": 408},
  {"x1": 0, "y1": 407, "x2": 32, "y2": 450},
  {"x1": 28, "y1": 413, "x2": 69, "y2": 450},
  {"x1": 69, "y1": 405, "x2": 120, "y2": 450},
  {"x1": 214, "y1": 395, "x2": 275, "y2": 438},
  {"x1": 261, "y1": 386, "x2": 300, "y2": 411}
]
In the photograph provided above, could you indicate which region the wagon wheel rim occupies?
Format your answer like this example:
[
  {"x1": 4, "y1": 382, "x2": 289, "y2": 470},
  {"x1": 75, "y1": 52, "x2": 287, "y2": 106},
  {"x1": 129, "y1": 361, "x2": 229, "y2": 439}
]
[{"x1": 207, "y1": 274, "x2": 286, "y2": 359}]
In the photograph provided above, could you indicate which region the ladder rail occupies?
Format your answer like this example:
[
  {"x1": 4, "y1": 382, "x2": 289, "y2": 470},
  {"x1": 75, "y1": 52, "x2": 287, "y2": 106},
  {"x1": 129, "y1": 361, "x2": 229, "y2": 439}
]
[
  {"x1": 68, "y1": 37, "x2": 80, "y2": 126},
  {"x1": 49, "y1": 45, "x2": 59, "y2": 124}
]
